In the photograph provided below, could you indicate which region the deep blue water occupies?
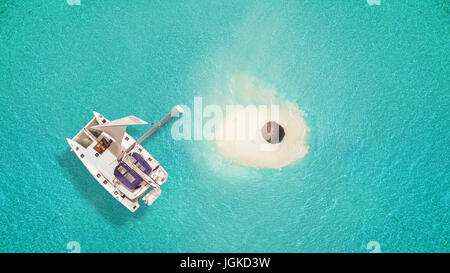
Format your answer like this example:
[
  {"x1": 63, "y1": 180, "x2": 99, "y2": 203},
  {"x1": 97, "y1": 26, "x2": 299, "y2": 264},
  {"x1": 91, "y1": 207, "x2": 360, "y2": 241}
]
[{"x1": 0, "y1": 0, "x2": 448, "y2": 252}]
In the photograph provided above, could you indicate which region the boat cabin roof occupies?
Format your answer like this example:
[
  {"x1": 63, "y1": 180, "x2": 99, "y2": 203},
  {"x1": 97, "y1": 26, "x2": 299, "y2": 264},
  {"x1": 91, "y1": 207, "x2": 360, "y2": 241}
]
[{"x1": 114, "y1": 153, "x2": 152, "y2": 190}]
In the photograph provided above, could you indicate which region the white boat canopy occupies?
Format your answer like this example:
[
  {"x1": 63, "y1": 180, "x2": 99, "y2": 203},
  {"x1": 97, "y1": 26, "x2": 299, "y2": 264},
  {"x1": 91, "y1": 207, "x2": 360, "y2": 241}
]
[{"x1": 89, "y1": 115, "x2": 148, "y2": 143}]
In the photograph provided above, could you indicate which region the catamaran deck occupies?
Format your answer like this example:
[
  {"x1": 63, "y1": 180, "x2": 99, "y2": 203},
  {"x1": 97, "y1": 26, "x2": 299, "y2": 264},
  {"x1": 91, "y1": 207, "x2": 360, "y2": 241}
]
[{"x1": 66, "y1": 109, "x2": 176, "y2": 212}]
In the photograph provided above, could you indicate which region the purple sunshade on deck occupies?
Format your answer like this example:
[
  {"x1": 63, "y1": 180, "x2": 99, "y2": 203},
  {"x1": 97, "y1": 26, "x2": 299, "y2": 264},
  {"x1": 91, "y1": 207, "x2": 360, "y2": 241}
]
[
  {"x1": 114, "y1": 162, "x2": 143, "y2": 190},
  {"x1": 131, "y1": 152, "x2": 152, "y2": 174}
]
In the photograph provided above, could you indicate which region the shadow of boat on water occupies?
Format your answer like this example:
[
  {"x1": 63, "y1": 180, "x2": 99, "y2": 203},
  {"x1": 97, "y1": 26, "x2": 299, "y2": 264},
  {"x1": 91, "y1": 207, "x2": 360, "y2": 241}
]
[{"x1": 57, "y1": 149, "x2": 145, "y2": 226}]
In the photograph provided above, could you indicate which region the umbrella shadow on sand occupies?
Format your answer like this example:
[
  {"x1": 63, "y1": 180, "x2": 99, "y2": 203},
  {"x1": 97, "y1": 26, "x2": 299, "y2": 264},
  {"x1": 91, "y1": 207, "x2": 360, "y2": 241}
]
[{"x1": 57, "y1": 149, "x2": 145, "y2": 226}]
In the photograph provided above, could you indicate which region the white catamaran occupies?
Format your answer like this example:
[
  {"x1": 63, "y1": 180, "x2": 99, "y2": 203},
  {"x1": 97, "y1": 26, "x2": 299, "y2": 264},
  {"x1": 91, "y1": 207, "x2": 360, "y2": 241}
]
[{"x1": 66, "y1": 106, "x2": 184, "y2": 212}]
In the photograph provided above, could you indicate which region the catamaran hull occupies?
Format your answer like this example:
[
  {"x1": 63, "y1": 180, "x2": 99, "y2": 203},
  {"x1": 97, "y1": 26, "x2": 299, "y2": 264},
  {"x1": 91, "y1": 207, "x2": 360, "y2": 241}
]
[{"x1": 66, "y1": 112, "x2": 168, "y2": 212}]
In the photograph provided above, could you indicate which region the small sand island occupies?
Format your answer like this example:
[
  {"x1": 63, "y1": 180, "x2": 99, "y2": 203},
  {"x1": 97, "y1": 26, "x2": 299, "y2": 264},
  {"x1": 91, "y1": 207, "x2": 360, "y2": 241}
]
[{"x1": 215, "y1": 76, "x2": 309, "y2": 168}]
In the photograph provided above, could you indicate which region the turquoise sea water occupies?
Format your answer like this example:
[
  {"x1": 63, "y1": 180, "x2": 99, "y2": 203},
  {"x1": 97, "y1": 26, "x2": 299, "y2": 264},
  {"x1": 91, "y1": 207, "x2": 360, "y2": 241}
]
[{"x1": 0, "y1": 0, "x2": 449, "y2": 252}]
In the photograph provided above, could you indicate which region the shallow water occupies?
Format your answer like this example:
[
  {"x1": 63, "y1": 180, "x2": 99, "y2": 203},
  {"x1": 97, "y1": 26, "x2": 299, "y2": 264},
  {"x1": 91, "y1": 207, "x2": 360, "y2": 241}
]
[{"x1": 0, "y1": 0, "x2": 449, "y2": 252}]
